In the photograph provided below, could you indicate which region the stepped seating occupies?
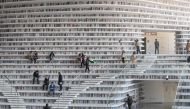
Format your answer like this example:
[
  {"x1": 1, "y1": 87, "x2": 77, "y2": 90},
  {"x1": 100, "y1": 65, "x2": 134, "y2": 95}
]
[
  {"x1": 0, "y1": 51, "x2": 147, "y2": 109},
  {"x1": 0, "y1": 52, "x2": 129, "y2": 108},
  {"x1": 0, "y1": 77, "x2": 26, "y2": 109},
  {"x1": 0, "y1": 53, "x2": 189, "y2": 109}
]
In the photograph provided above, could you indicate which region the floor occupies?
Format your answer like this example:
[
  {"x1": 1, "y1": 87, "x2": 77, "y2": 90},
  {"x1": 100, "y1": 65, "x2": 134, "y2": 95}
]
[{"x1": 134, "y1": 103, "x2": 172, "y2": 109}]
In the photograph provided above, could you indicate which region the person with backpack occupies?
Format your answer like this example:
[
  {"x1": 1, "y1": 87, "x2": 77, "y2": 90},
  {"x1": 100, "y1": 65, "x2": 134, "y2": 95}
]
[
  {"x1": 48, "y1": 82, "x2": 55, "y2": 96},
  {"x1": 42, "y1": 76, "x2": 49, "y2": 90},
  {"x1": 124, "y1": 94, "x2": 133, "y2": 109},
  {"x1": 58, "y1": 72, "x2": 63, "y2": 91},
  {"x1": 43, "y1": 103, "x2": 50, "y2": 109},
  {"x1": 33, "y1": 70, "x2": 39, "y2": 84},
  {"x1": 49, "y1": 51, "x2": 55, "y2": 62}
]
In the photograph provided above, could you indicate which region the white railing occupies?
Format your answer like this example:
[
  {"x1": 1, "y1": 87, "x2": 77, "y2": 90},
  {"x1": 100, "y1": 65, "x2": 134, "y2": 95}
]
[
  {"x1": 172, "y1": 55, "x2": 188, "y2": 109},
  {"x1": 56, "y1": 62, "x2": 110, "y2": 108},
  {"x1": 0, "y1": 71, "x2": 25, "y2": 109}
]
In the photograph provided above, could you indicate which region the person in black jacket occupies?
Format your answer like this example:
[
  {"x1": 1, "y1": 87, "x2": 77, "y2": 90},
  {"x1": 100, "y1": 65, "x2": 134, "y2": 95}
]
[
  {"x1": 125, "y1": 94, "x2": 133, "y2": 109},
  {"x1": 58, "y1": 72, "x2": 63, "y2": 91},
  {"x1": 85, "y1": 57, "x2": 90, "y2": 72},
  {"x1": 33, "y1": 51, "x2": 38, "y2": 63},
  {"x1": 42, "y1": 76, "x2": 49, "y2": 90},
  {"x1": 33, "y1": 70, "x2": 39, "y2": 84},
  {"x1": 43, "y1": 103, "x2": 50, "y2": 109}
]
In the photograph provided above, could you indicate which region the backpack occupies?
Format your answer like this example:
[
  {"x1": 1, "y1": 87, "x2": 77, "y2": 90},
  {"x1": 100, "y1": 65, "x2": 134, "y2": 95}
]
[
  {"x1": 33, "y1": 71, "x2": 39, "y2": 77},
  {"x1": 127, "y1": 96, "x2": 133, "y2": 104}
]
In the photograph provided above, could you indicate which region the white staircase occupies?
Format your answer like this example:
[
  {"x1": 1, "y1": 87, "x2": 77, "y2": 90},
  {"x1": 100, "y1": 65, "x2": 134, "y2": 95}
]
[
  {"x1": 53, "y1": 55, "x2": 157, "y2": 109},
  {"x1": 53, "y1": 64, "x2": 117, "y2": 109},
  {"x1": 172, "y1": 64, "x2": 190, "y2": 109},
  {"x1": 0, "y1": 77, "x2": 26, "y2": 109}
]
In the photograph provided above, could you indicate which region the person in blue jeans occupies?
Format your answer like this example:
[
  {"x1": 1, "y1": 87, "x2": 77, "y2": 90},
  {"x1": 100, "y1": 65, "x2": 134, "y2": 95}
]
[
  {"x1": 48, "y1": 82, "x2": 55, "y2": 96},
  {"x1": 135, "y1": 39, "x2": 141, "y2": 54}
]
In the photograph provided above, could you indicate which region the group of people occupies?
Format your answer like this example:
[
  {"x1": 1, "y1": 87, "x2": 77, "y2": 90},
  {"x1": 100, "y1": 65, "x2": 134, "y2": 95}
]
[
  {"x1": 27, "y1": 51, "x2": 55, "y2": 63},
  {"x1": 120, "y1": 39, "x2": 160, "y2": 68},
  {"x1": 78, "y1": 53, "x2": 93, "y2": 72},
  {"x1": 33, "y1": 70, "x2": 63, "y2": 96},
  {"x1": 121, "y1": 50, "x2": 137, "y2": 68},
  {"x1": 134, "y1": 39, "x2": 159, "y2": 54}
]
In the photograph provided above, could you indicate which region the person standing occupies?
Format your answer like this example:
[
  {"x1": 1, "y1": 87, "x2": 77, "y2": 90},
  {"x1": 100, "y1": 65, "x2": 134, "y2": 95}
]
[
  {"x1": 85, "y1": 57, "x2": 90, "y2": 72},
  {"x1": 81, "y1": 53, "x2": 85, "y2": 66},
  {"x1": 33, "y1": 70, "x2": 39, "y2": 84},
  {"x1": 121, "y1": 49, "x2": 125, "y2": 63},
  {"x1": 130, "y1": 51, "x2": 137, "y2": 68},
  {"x1": 154, "y1": 39, "x2": 159, "y2": 54},
  {"x1": 58, "y1": 72, "x2": 63, "y2": 91},
  {"x1": 33, "y1": 51, "x2": 38, "y2": 63},
  {"x1": 79, "y1": 53, "x2": 83, "y2": 68},
  {"x1": 186, "y1": 40, "x2": 190, "y2": 54},
  {"x1": 124, "y1": 94, "x2": 133, "y2": 109},
  {"x1": 43, "y1": 103, "x2": 50, "y2": 109},
  {"x1": 135, "y1": 39, "x2": 141, "y2": 54}
]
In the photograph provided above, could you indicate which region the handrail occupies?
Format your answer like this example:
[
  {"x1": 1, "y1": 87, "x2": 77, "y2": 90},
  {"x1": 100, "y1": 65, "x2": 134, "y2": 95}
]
[
  {"x1": 173, "y1": 55, "x2": 188, "y2": 109},
  {"x1": 106, "y1": 64, "x2": 130, "y2": 107},
  {"x1": 56, "y1": 62, "x2": 110, "y2": 108},
  {"x1": 106, "y1": 54, "x2": 157, "y2": 108},
  {"x1": 1, "y1": 70, "x2": 20, "y2": 107}
]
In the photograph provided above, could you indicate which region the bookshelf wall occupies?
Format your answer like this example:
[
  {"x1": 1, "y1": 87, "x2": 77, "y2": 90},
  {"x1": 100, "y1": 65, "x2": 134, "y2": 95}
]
[{"x1": 1, "y1": 0, "x2": 190, "y2": 109}]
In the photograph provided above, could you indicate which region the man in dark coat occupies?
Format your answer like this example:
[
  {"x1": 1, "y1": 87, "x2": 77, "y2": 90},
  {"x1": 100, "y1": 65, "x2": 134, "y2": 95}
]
[
  {"x1": 154, "y1": 39, "x2": 159, "y2": 54},
  {"x1": 85, "y1": 57, "x2": 90, "y2": 72},
  {"x1": 125, "y1": 94, "x2": 133, "y2": 109},
  {"x1": 58, "y1": 72, "x2": 63, "y2": 91},
  {"x1": 33, "y1": 70, "x2": 39, "y2": 84},
  {"x1": 42, "y1": 76, "x2": 49, "y2": 90}
]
